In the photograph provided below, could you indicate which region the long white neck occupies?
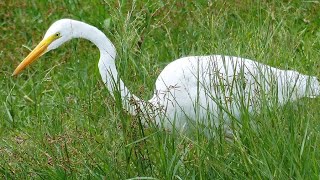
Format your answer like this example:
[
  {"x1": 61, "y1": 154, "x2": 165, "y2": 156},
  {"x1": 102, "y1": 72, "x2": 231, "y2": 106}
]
[{"x1": 69, "y1": 20, "x2": 142, "y2": 115}]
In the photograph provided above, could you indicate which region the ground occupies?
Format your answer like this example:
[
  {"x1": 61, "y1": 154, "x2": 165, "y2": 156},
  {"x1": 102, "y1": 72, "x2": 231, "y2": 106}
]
[{"x1": 0, "y1": 0, "x2": 320, "y2": 179}]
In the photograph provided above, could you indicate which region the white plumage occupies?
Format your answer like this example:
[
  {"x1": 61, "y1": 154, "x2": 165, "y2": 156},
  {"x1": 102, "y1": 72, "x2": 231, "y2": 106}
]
[{"x1": 13, "y1": 19, "x2": 320, "y2": 137}]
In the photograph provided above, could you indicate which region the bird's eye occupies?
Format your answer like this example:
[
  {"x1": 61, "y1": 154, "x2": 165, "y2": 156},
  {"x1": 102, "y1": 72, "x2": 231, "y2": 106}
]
[{"x1": 55, "y1": 33, "x2": 60, "y2": 37}]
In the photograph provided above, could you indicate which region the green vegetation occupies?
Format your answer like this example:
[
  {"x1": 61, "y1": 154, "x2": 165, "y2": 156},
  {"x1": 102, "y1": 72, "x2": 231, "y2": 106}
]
[{"x1": 1, "y1": 0, "x2": 320, "y2": 179}]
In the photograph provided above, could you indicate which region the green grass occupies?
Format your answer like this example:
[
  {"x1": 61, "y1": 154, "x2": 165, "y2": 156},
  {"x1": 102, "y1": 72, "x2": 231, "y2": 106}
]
[{"x1": 1, "y1": 0, "x2": 320, "y2": 179}]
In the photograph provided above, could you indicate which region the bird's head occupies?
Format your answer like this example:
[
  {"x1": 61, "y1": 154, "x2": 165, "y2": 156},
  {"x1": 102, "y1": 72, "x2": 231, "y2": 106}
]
[{"x1": 12, "y1": 19, "x2": 74, "y2": 76}]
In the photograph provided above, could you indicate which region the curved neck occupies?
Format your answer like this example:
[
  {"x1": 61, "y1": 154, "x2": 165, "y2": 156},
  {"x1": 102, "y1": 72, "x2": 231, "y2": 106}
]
[{"x1": 70, "y1": 20, "x2": 142, "y2": 115}]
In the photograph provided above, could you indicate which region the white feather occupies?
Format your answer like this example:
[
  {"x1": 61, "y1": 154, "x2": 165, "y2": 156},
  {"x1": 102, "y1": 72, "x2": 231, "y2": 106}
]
[{"x1": 41, "y1": 19, "x2": 320, "y2": 136}]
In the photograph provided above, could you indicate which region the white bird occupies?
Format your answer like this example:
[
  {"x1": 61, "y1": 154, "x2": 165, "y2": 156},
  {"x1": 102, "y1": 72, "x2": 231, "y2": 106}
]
[{"x1": 13, "y1": 19, "x2": 320, "y2": 138}]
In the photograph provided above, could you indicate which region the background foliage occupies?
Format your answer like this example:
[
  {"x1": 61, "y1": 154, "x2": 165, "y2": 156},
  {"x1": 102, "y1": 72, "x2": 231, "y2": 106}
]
[{"x1": 1, "y1": 0, "x2": 320, "y2": 179}]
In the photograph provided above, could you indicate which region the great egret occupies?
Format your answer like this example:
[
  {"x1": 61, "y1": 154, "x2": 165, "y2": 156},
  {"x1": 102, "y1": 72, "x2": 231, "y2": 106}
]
[{"x1": 13, "y1": 19, "x2": 320, "y2": 137}]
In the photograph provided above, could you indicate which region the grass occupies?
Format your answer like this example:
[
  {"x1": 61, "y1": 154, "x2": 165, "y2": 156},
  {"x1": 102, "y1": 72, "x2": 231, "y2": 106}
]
[{"x1": 1, "y1": 0, "x2": 320, "y2": 179}]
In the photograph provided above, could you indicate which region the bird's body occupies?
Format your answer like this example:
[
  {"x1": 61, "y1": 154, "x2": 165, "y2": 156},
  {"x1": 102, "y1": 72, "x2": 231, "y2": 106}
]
[
  {"x1": 148, "y1": 55, "x2": 319, "y2": 132},
  {"x1": 13, "y1": 19, "x2": 320, "y2": 137}
]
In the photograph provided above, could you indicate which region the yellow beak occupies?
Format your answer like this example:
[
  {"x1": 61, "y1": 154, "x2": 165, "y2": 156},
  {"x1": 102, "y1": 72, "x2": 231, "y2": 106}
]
[{"x1": 12, "y1": 34, "x2": 58, "y2": 76}]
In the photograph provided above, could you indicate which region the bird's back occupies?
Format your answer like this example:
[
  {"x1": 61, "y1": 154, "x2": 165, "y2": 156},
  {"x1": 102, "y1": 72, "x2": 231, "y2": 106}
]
[{"x1": 149, "y1": 55, "x2": 319, "y2": 131}]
